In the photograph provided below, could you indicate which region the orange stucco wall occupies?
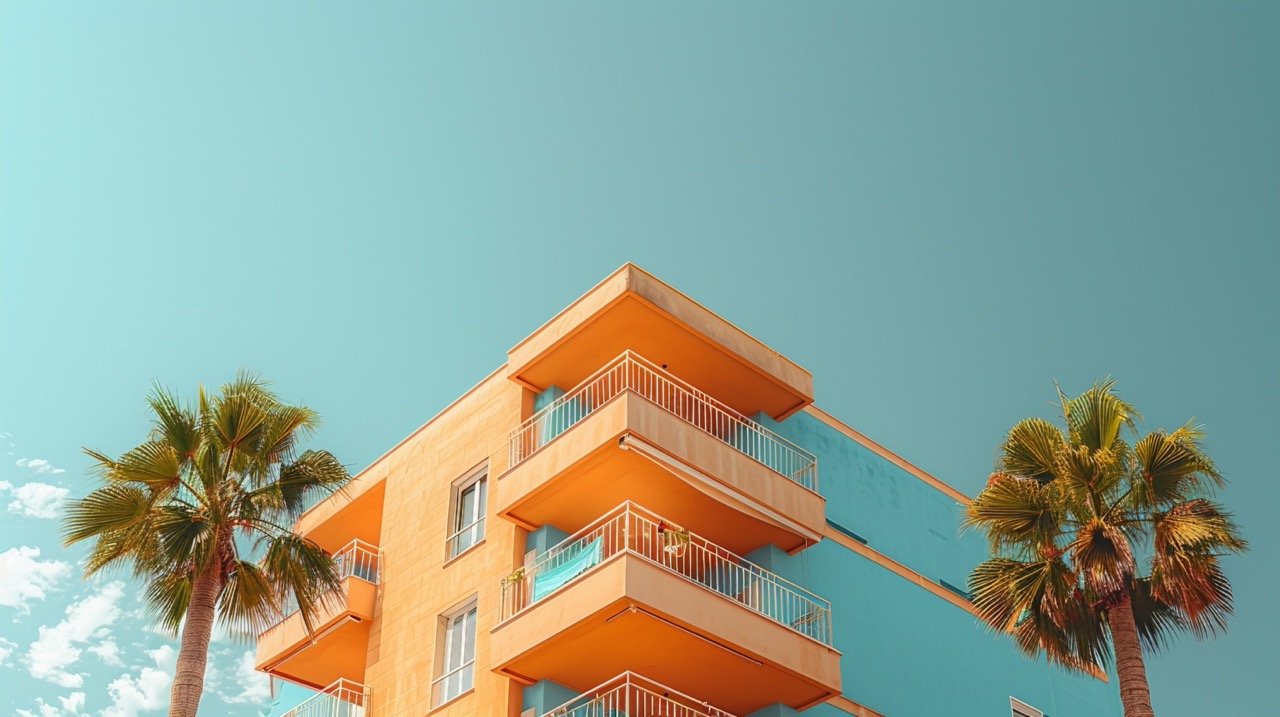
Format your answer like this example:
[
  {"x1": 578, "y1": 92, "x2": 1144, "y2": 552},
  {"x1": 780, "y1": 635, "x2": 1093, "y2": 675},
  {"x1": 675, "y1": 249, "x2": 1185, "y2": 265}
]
[{"x1": 359, "y1": 370, "x2": 525, "y2": 716}]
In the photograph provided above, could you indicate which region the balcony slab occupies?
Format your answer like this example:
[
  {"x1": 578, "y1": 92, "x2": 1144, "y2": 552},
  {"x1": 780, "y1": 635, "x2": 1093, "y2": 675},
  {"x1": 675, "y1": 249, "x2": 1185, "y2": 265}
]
[
  {"x1": 495, "y1": 392, "x2": 824, "y2": 554},
  {"x1": 490, "y1": 553, "x2": 841, "y2": 714},
  {"x1": 256, "y1": 577, "x2": 377, "y2": 689},
  {"x1": 507, "y1": 264, "x2": 813, "y2": 420}
]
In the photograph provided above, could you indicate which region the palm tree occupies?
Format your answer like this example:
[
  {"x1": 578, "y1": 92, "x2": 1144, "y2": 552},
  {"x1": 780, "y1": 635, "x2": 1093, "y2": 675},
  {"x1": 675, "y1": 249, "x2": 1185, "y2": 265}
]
[
  {"x1": 63, "y1": 374, "x2": 351, "y2": 717},
  {"x1": 965, "y1": 379, "x2": 1246, "y2": 717}
]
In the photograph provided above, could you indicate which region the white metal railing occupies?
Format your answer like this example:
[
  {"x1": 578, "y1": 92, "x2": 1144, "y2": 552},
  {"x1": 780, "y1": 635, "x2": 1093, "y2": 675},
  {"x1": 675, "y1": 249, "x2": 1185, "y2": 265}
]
[
  {"x1": 446, "y1": 517, "x2": 485, "y2": 558},
  {"x1": 545, "y1": 672, "x2": 735, "y2": 717},
  {"x1": 266, "y1": 539, "x2": 381, "y2": 628},
  {"x1": 281, "y1": 678, "x2": 369, "y2": 717},
  {"x1": 499, "y1": 502, "x2": 833, "y2": 645},
  {"x1": 507, "y1": 351, "x2": 818, "y2": 491}
]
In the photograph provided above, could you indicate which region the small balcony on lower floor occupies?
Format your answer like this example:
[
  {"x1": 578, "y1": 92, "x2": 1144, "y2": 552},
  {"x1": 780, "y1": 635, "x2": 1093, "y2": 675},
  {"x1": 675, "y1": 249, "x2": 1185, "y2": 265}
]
[
  {"x1": 545, "y1": 672, "x2": 734, "y2": 717},
  {"x1": 256, "y1": 540, "x2": 380, "y2": 689},
  {"x1": 495, "y1": 352, "x2": 825, "y2": 555},
  {"x1": 281, "y1": 679, "x2": 369, "y2": 717},
  {"x1": 491, "y1": 503, "x2": 841, "y2": 714}
]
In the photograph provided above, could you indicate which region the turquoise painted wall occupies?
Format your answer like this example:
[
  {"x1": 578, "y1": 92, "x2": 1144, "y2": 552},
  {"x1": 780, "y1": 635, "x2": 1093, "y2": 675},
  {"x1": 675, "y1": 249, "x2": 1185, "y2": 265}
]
[
  {"x1": 753, "y1": 412, "x2": 1122, "y2": 717},
  {"x1": 266, "y1": 680, "x2": 318, "y2": 717}
]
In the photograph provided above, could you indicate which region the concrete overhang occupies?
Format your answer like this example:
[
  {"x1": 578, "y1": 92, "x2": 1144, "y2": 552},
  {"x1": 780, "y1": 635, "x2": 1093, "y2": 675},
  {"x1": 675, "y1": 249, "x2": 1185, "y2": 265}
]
[{"x1": 507, "y1": 264, "x2": 813, "y2": 420}]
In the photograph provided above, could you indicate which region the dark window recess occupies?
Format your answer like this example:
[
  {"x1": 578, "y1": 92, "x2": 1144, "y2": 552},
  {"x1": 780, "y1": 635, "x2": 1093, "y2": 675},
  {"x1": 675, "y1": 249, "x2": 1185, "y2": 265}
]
[
  {"x1": 826, "y1": 519, "x2": 868, "y2": 545},
  {"x1": 938, "y1": 578, "x2": 972, "y2": 601}
]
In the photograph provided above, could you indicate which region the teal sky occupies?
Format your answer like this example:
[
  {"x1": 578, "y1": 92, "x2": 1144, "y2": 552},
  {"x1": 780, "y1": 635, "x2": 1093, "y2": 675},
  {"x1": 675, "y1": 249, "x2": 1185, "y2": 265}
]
[{"x1": 2, "y1": 3, "x2": 1277, "y2": 715}]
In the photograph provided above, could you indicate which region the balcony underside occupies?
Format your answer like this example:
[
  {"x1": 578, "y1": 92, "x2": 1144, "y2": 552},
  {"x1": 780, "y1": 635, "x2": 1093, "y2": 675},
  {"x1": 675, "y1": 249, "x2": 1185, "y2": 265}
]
[
  {"x1": 490, "y1": 554, "x2": 841, "y2": 715},
  {"x1": 507, "y1": 265, "x2": 813, "y2": 420},
  {"x1": 297, "y1": 481, "x2": 385, "y2": 553},
  {"x1": 495, "y1": 393, "x2": 824, "y2": 554},
  {"x1": 256, "y1": 578, "x2": 376, "y2": 689}
]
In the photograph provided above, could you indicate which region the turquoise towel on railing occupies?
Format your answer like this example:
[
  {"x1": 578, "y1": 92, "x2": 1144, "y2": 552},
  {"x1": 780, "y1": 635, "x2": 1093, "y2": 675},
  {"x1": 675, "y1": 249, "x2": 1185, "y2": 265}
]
[{"x1": 532, "y1": 537, "x2": 604, "y2": 602}]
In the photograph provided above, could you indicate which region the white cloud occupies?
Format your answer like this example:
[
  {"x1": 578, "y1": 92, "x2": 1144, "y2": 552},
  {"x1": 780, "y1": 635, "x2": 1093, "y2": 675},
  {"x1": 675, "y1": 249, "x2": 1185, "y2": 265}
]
[
  {"x1": 15, "y1": 700, "x2": 61, "y2": 717},
  {"x1": 0, "y1": 635, "x2": 17, "y2": 665},
  {"x1": 219, "y1": 650, "x2": 272, "y2": 705},
  {"x1": 26, "y1": 581, "x2": 125, "y2": 688},
  {"x1": 102, "y1": 645, "x2": 174, "y2": 717},
  {"x1": 0, "y1": 546, "x2": 71, "y2": 613},
  {"x1": 15, "y1": 690, "x2": 87, "y2": 717},
  {"x1": 88, "y1": 638, "x2": 124, "y2": 666},
  {"x1": 60, "y1": 692, "x2": 85, "y2": 714},
  {"x1": 16, "y1": 457, "x2": 66, "y2": 475},
  {"x1": 0, "y1": 480, "x2": 71, "y2": 519}
]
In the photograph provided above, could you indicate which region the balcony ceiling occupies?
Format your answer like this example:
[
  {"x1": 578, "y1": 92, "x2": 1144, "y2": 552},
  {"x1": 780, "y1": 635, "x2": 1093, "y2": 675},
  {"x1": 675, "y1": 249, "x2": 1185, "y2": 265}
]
[{"x1": 508, "y1": 264, "x2": 813, "y2": 420}]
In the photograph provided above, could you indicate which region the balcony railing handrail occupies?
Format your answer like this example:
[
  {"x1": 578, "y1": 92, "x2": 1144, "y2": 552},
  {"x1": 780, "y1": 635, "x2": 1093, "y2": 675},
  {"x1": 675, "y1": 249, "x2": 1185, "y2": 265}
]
[
  {"x1": 506, "y1": 350, "x2": 818, "y2": 491},
  {"x1": 263, "y1": 539, "x2": 381, "y2": 629},
  {"x1": 280, "y1": 678, "x2": 369, "y2": 717},
  {"x1": 499, "y1": 501, "x2": 833, "y2": 645},
  {"x1": 544, "y1": 671, "x2": 735, "y2": 717}
]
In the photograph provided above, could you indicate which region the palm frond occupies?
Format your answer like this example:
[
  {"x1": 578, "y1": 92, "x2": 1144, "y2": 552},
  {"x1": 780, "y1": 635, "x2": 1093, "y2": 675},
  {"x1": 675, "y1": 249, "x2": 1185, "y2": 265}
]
[
  {"x1": 965, "y1": 473, "x2": 1059, "y2": 554},
  {"x1": 999, "y1": 418, "x2": 1065, "y2": 483},
  {"x1": 260, "y1": 405, "x2": 319, "y2": 466},
  {"x1": 63, "y1": 485, "x2": 151, "y2": 544},
  {"x1": 1062, "y1": 378, "x2": 1138, "y2": 452},
  {"x1": 1154, "y1": 499, "x2": 1247, "y2": 555},
  {"x1": 1068, "y1": 518, "x2": 1135, "y2": 598},
  {"x1": 108, "y1": 441, "x2": 185, "y2": 490},
  {"x1": 969, "y1": 557, "x2": 1076, "y2": 633},
  {"x1": 217, "y1": 561, "x2": 278, "y2": 640},
  {"x1": 1128, "y1": 577, "x2": 1187, "y2": 652},
  {"x1": 145, "y1": 570, "x2": 193, "y2": 637},
  {"x1": 213, "y1": 387, "x2": 271, "y2": 453},
  {"x1": 153, "y1": 504, "x2": 219, "y2": 572},
  {"x1": 268, "y1": 450, "x2": 350, "y2": 520},
  {"x1": 147, "y1": 384, "x2": 201, "y2": 460},
  {"x1": 1133, "y1": 425, "x2": 1224, "y2": 508},
  {"x1": 1150, "y1": 552, "x2": 1234, "y2": 638},
  {"x1": 261, "y1": 534, "x2": 344, "y2": 634}
]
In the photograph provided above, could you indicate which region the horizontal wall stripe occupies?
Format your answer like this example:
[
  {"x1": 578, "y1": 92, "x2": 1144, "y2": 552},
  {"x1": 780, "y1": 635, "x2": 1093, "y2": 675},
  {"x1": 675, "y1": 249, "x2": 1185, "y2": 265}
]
[
  {"x1": 822, "y1": 524, "x2": 1109, "y2": 684},
  {"x1": 826, "y1": 694, "x2": 887, "y2": 717}
]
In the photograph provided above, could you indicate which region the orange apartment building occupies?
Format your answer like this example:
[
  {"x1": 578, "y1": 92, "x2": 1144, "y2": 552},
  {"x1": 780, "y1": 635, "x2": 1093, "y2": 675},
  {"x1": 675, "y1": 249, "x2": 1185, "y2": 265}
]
[{"x1": 256, "y1": 264, "x2": 1122, "y2": 717}]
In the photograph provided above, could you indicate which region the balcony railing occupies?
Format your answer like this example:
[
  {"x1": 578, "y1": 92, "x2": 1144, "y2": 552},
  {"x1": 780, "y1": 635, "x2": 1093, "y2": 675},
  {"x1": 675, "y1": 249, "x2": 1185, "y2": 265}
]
[
  {"x1": 267, "y1": 539, "x2": 380, "y2": 627},
  {"x1": 507, "y1": 351, "x2": 818, "y2": 491},
  {"x1": 499, "y1": 502, "x2": 833, "y2": 645},
  {"x1": 281, "y1": 678, "x2": 369, "y2": 717},
  {"x1": 545, "y1": 672, "x2": 735, "y2": 717}
]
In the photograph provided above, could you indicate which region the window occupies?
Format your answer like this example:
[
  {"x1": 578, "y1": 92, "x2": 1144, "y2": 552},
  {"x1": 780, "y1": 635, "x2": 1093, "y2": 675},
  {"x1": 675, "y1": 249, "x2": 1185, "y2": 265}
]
[
  {"x1": 448, "y1": 466, "x2": 487, "y2": 558},
  {"x1": 433, "y1": 599, "x2": 477, "y2": 706},
  {"x1": 1010, "y1": 697, "x2": 1044, "y2": 717}
]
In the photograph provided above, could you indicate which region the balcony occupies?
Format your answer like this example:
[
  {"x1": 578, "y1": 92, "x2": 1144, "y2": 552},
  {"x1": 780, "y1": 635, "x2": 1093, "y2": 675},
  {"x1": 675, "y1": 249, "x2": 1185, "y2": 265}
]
[
  {"x1": 281, "y1": 679, "x2": 369, "y2": 717},
  {"x1": 545, "y1": 672, "x2": 734, "y2": 717},
  {"x1": 495, "y1": 352, "x2": 824, "y2": 554},
  {"x1": 256, "y1": 540, "x2": 380, "y2": 689},
  {"x1": 490, "y1": 503, "x2": 841, "y2": 714},
  {"x1": 507, "y1": 264, "x2": 814, "y2": 420}
]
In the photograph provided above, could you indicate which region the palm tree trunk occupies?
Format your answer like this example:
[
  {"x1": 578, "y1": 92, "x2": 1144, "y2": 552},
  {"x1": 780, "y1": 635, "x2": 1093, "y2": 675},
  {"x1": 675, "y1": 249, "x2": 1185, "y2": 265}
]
[
  {"x1": 169, "y1": 566, "x2": 222, "y2": 717},
  {"x1": 1109, "y1": 594, "x2": 1156, "y2": 717}
]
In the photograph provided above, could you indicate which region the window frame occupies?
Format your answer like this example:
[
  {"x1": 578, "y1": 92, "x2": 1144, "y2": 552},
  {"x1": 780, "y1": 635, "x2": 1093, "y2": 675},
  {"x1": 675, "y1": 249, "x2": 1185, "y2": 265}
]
[
  {"x1": 1010, "y1": 697, "x2": 1044, "y2": 717},
  {"x1": 445, "y1": 463, "x2": 488, "y2": 561},
  {"x1": 432, "y1": 597, "x2": 478, "y2": 707}
]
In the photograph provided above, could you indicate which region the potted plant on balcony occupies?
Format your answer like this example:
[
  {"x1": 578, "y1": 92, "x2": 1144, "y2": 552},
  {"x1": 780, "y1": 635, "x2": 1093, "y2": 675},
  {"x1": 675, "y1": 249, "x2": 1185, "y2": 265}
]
[{"x1": 657, "y1": 521, "x2": 691, "y2": 557}]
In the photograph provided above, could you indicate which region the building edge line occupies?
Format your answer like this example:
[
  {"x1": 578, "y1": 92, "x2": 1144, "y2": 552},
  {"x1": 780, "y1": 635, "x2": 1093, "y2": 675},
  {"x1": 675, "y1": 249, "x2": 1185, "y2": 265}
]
[{"x1": 803, "y1": 405, "x2": 973, "y2": 505}]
